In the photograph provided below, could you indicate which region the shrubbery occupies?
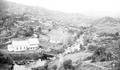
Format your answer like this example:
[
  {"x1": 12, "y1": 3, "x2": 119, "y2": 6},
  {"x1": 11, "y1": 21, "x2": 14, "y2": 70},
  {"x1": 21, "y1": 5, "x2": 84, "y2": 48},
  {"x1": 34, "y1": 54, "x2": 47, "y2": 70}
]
[
  {"x1": 63, "y1": 59, "x2": 75, "y2": 70},
  {"x1": 88, "y1": 47, "x2": 113, "y2": 62},
  {"x1": 9, "y1": 53, "x2": 42, "y2": 65},
  {"x1": 87, "y1": 45, "x2": 98, "y2": 52},
  {"x1": 0, "y1": 52, "x2": 14, "y2": 65}
]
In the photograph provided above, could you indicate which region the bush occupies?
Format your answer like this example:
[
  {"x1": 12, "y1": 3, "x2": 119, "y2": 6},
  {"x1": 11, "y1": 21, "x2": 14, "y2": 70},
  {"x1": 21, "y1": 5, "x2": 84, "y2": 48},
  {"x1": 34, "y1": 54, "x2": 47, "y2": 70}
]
[
  {"x1": 115, "y1": 32, "x2": 119, "y2": 36},
  {"x1": 0, "y1": 52, "x2": 14, "y2": 65},
  {"x1": 87, "y1": 45, "x2": 98, "y2": 52},
  {"x1": 25, "y1": 26, "x2": 34, "y2": 37},
  {"x1": 90, "y1": 47, "x2": 113, "y2": 62},
  {"x1": 63, "y1": 59, "x2": 74, "y2": 70},
  {"x1": 51, "y1": 65, "x2": 57, "y2": 70}
]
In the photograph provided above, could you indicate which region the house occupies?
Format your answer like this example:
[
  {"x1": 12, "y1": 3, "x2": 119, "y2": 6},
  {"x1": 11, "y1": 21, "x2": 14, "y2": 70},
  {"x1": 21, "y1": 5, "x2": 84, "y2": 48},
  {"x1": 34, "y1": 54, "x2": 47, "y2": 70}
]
[{"x1": 7, "y1": 38, "x2": 39, "y2": 51}]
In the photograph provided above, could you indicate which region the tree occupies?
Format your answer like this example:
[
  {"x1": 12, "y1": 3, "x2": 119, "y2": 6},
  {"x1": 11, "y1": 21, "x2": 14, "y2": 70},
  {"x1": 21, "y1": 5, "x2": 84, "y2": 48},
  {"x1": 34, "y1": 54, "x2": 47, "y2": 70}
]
[
  {"x1": 87, "y1": 45, "x2": 98, "y2": 52},
  {"x1": 51, "y1": 65, "x2": 57, "y2": 70},
  {"x1": 0, "y1": 51, "x2": 14, "y2": 70},
  {"x1": 115, "y1": 32, "x2": 119, "y2": 36},
  {"x1": 63, "y1": 59, "x2": 74, "y2": 70},
  {"x1": 90, "y1": 47, "x2": 113, "y2": 62},
  {"x1": 17, "y1": 26, "x2": 34, "y2": 38},
  {"x1": 25, "y1": 26, "x2": 34, "y2": 37}
]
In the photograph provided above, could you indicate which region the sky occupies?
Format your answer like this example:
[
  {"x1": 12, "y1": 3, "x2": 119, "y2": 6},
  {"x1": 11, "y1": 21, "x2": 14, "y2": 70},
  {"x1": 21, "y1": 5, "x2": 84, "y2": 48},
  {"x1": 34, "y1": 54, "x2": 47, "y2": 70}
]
[{"x1": 6, "y1": 0, "x2": 120, "y2": 17}]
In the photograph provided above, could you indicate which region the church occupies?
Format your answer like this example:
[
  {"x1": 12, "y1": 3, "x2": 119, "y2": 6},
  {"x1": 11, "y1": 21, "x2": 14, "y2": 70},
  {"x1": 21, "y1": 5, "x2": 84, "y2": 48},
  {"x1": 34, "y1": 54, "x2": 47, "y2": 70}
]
[{"x1": 7, "y1": 38, "x2": 39, "y2": 52}]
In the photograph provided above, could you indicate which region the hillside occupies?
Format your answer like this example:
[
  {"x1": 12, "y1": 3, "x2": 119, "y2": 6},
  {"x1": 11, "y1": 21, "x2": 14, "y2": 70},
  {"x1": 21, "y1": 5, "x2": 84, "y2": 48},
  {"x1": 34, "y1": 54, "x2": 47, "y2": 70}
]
[
  {"x1": 0, "y1": 0, "x2": 120, "y2": 70},
  {"x1": 93, "y1": 17, "x2": 120, "y2": 33}
]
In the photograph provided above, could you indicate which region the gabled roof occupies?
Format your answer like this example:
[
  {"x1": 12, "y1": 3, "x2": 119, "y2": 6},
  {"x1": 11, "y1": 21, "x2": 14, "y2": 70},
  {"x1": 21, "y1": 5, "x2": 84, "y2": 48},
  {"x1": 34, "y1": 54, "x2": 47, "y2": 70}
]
[{"x1": 11, "y1": 37, "x2": 39, "y2": 46}]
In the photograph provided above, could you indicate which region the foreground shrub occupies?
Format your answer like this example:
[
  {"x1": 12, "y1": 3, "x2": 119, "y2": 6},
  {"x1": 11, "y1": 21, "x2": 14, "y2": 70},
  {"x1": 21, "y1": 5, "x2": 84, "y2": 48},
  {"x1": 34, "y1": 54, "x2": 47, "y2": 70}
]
[
  {"x1": 63, "y1": 59, "x2": 75, "y2": 70},
  {"x1": 84, "y1": 47, "x2": 113, "y2": 62},
  {"x1": 87, "y1": 45, "x2": 98, "y2": 52}
]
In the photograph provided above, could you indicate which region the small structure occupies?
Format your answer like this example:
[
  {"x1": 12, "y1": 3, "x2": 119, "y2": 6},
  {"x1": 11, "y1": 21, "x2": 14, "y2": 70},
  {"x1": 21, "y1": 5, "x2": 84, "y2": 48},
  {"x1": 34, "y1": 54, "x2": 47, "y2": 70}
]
[{"x1": 7, "y1": 38, "x2": 39, "y2": 51}]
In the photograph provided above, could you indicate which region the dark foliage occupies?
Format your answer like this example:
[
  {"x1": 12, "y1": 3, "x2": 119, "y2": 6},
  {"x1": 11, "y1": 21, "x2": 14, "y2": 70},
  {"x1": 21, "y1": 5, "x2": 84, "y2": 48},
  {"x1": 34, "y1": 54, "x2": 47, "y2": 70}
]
[
  {"x1": 91, "y1": 47, "x2": 113, "y2": 62},
  {"x1": 51, "y1": 65, "x2": 57, "y2": 70},
  {"x1": 63, "y1": 59, "x2": 75, "y2": 70},
  {"x1": 17, "y1": 26, "x2": 34, "y2": 38},
  {"x1": 115, "y1": 32, "x2": 119, "y2": 36},
  {"x1": 0, "y1": 52, "x2": 14, "y2": 65},
  {"x1": 9, "y1": 53, "x2": 42, "y2": 65},
  {"x1": 84, "y1": 47, "x2": 113, "y2": 62},
  {"x1": 111, "y1": 61, "x2": 120, "y2": 70},
  {"x1": 10, "y1": 53, "x2": 54, "y2": 65},
  {"x1": 40, "y1": 53, "x2": 54, "y2": 61},
  {"x1": 0, "y1": 51, "x2": 14, "y2": 70},
  {"x1": 87, "y1": 45, "x2": 98, "y2": 52},
  {"x1": 24, "y1": 26, "x2": 34, "y2": 37}
]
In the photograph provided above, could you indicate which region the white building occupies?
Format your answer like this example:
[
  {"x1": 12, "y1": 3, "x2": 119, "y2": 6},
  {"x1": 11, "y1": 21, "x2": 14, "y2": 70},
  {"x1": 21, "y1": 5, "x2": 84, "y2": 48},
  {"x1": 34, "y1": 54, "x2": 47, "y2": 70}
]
[{"x1": 7, "y1": 38, "x2": 39, "y2": 51}]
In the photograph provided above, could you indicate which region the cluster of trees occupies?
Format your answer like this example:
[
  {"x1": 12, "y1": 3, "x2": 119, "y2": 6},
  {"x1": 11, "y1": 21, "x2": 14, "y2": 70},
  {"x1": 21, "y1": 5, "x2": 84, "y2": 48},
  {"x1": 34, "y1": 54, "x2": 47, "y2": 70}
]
[
  {"x1": 32, "y1": 59, "x2": 75, "y2": 70},
  {"x1": 0, "y1": 14, "x2": 36, "y2": 39},
  {"x1": 16, "y1": 26, "x2": 34, "y2": 38},
  {"x1": 85, "y1": 37, "x2": 120, "y2": 63},
  {"x1": 62, "y1": 59, "x2": 75, "y2": 70},
  {"x1": 0, "y1": 51, "x2": 14, "y2": 70},
  {"x1": 9, "y1": 52, "x2": 55, "y2": 65},
  {"x1": 9, "y1": 53, "x2": 42, "y2": 65}
]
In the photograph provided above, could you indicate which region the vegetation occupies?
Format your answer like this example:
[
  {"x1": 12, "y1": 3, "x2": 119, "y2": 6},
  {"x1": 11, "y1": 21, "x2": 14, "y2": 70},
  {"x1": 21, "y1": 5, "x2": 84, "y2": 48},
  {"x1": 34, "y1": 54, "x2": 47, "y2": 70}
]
[
  {"x1": 0, "y1": 0, "x2": 120, "y2": 70},
  {"x1": 63, "y1": 59, "x2": 75, "y2": 70}
]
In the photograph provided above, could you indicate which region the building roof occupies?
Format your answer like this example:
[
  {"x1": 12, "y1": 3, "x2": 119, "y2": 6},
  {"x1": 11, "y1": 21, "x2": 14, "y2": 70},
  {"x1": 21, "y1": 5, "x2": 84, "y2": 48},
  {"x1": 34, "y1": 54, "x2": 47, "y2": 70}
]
[
  {"x1": 10, "y1": 38, "x2": 39, "y2": 46},
  {"x1": 12, "y1": 40, "x2": 29, "y2": 46}
]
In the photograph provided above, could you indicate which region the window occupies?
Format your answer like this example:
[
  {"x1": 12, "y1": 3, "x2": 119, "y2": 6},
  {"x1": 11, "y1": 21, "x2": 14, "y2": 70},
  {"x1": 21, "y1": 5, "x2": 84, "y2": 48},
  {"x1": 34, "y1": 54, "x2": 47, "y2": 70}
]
[
  {"x1": 16, "y1": 47, "x2": 18, "y2": 50},
  {"x1": 24, "y1": 47, "x2": 26, "y2": 49}
]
